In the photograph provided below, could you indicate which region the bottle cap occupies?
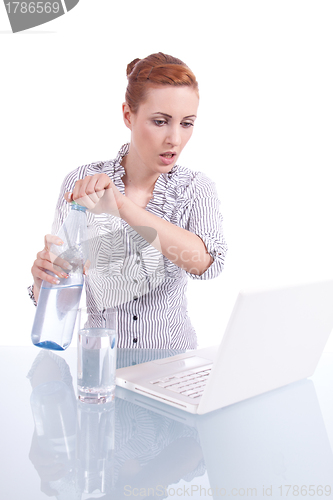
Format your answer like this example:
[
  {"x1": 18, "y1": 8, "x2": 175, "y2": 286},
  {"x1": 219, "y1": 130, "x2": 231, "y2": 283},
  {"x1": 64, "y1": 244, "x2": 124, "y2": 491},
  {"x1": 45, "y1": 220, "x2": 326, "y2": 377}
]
[{"x1": 71, "y1": 201, "x2": 87, "y2": 213}]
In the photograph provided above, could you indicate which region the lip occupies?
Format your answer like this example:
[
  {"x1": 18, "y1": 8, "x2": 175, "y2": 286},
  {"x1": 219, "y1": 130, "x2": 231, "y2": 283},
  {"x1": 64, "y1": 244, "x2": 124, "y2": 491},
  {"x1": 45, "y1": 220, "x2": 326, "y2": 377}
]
[{"x1": 159, "y1": 151, "x2": 177, "y2": 166}]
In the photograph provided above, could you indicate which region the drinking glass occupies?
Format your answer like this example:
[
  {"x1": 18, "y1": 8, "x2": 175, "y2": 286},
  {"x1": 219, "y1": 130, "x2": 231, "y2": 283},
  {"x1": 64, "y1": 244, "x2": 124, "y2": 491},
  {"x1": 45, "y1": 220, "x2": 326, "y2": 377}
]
[{"x1": 77, "y1": 308, "x2": 117, "y2": 404}]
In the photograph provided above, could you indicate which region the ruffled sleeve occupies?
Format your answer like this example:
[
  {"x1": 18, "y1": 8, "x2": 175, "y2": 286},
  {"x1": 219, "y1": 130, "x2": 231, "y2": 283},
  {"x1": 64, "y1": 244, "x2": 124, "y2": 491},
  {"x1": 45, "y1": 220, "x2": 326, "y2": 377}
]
[{"x1": 185, "y1": 172, "x2": 227, "y2": 280}]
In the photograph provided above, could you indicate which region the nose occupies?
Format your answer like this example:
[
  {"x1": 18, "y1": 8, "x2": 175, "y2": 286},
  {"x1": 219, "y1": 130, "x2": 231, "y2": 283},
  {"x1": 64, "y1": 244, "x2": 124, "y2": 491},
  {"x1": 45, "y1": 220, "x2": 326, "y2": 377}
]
[{"x1": 166, "y1": 125, "x2": 182, "y2": 148}]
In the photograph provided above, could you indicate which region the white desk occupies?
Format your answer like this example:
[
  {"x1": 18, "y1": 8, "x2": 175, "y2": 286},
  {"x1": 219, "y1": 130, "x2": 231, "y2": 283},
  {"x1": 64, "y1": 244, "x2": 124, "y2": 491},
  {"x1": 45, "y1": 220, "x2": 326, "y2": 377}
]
[{"x1": 0, "y1": 346, "x2": 332, "y2": 499}]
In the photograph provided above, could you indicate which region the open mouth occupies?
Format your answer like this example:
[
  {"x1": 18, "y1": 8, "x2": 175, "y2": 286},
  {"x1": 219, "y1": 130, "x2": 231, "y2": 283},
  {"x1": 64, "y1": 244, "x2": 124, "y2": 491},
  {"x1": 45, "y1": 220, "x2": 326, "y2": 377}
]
[
  {"x1": 159, "y1": 152, "x2": 177, "y2": 165},
  {"x1": 160, "y1": 153, "x2": 176, "y2": 158}
]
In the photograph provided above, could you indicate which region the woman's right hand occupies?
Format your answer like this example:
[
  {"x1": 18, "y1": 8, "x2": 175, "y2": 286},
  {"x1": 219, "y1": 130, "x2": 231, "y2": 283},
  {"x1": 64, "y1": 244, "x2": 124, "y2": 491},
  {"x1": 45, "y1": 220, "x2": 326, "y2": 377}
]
[
  {"x1": 64, "y1": 174, "x2": 125, "y2": 216},
  {"x1": 31, "y1": 234, "x2": 72, "y2": 303}
]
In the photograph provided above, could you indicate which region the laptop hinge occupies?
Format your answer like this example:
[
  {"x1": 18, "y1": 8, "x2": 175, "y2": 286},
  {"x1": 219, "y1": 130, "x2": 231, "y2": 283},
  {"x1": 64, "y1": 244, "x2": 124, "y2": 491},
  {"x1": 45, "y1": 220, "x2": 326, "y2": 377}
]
[{"x1": 134, "y1": 387, "x2": 191, "y2": 409}]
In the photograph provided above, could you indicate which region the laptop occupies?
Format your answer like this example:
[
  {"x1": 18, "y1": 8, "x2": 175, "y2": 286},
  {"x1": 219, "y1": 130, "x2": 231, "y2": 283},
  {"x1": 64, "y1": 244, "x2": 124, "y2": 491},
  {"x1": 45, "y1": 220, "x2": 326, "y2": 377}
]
[{"x1": 116, "y1": 280, "x2": 333, "y2": 414}]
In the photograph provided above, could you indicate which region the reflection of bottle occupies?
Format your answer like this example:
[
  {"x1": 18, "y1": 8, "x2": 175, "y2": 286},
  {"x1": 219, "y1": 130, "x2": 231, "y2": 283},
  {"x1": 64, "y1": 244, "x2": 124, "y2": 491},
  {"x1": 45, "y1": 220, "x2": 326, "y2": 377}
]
[
  {"x1": 76, "y1": 400, "x2": 115, "y2": 494},
  {"x1": 31, "y1": 202, "x2": 87, "y2": 351},
  {"x1": 30, "y1": 381, "x2": 77, "y2": 472}
]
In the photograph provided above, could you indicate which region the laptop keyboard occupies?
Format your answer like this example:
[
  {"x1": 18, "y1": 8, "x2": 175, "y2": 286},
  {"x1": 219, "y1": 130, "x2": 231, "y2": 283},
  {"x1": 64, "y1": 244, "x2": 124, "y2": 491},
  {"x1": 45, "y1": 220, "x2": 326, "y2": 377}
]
[{"x1": 150, "y1": 365, "x2": 212, "y2": 399}]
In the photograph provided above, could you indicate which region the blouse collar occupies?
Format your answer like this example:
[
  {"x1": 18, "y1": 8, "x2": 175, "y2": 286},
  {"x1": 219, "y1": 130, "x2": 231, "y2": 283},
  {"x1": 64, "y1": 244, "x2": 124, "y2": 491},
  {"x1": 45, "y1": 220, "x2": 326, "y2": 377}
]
[{"x1": 111, "y1": 143, "x2": 179, "y2": 208}]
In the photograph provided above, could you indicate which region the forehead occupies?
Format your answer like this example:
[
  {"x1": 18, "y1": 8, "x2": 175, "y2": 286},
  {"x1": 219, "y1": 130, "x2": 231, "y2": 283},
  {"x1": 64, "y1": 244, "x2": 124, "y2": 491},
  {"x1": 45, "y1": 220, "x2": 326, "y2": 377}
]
[{"x1": 139, "y1": 85, "x2": 199, "y2": 116}]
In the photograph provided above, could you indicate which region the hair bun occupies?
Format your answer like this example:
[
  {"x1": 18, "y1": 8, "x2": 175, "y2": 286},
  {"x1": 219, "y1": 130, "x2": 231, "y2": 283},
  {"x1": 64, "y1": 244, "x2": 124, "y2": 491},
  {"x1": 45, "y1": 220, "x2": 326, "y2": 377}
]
[
  {"x1": 126, "y1": 58, "x2": 141, "y2": 77},
  {"x1": 125, "y1": 52, "x2": 198, "y2": 113}
]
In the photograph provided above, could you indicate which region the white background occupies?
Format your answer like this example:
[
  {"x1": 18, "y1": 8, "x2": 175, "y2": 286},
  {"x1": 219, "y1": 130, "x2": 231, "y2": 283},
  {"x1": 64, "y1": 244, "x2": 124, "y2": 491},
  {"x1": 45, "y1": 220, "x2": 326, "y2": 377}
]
[{"x1": 1, "y1": 0, "x2": 333, "y2": 348}]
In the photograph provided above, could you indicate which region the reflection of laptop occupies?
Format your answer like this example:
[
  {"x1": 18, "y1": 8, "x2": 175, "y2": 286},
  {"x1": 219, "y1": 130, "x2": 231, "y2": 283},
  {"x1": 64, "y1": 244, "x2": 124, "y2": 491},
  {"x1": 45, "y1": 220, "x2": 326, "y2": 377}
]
[
  {"x1": 116, "y1": 280, "x2": 333, "y2": 414},
  {"x1": 116, "y1": 378, "x2": 333, "y2": 497}
]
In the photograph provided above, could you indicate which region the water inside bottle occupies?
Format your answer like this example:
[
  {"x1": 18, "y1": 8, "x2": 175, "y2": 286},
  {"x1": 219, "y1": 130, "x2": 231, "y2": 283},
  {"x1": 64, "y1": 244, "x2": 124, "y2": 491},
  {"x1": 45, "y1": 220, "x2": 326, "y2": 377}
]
[{"x1": 32, "y1": 282, "x2": 83, "y2": 350}]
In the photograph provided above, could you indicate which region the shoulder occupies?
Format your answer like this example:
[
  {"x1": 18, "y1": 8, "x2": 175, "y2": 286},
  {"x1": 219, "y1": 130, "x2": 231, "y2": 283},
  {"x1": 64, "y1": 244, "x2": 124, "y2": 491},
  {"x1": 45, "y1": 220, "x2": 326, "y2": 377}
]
[
  {"x1": 169, "y1": 165, "x2": 218, "y2": 200},
  {"x1": 59, "y1": 144, "x2": 129, "y2": 193},
  {"x1": 59, "y1": 159, "x2": 121, "y2": 193}
]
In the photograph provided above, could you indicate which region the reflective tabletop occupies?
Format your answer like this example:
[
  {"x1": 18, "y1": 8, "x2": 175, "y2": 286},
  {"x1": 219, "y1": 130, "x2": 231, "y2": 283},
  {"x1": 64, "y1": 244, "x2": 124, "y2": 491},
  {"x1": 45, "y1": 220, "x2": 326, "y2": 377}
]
[{"x1": 1, "y1": 346, "x2": 333, "y2": 499}]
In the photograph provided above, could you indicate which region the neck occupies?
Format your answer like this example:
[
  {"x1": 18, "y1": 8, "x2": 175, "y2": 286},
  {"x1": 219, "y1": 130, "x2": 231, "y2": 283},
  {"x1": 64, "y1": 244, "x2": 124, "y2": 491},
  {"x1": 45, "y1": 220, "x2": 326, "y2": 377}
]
[{"x1": 121, "y1": 154, "x2": 159, "y2": 194}]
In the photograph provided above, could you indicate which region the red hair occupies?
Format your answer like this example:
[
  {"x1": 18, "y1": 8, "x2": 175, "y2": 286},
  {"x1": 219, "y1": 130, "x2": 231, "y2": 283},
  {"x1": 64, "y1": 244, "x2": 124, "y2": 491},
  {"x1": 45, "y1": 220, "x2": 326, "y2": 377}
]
[{"x1": 125, "y1": 52, "x2": 199, "y2": 113}]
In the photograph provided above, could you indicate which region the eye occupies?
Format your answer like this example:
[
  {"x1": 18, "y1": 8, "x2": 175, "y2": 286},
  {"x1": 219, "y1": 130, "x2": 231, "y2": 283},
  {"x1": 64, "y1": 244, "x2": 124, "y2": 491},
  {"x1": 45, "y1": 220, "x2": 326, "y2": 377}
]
[
  {"x1": 181, "y1": 121, "x2": 194, "y2": 128},
  {"x1": 153, "y1": 119, "x2": 167, "y2": 126}
]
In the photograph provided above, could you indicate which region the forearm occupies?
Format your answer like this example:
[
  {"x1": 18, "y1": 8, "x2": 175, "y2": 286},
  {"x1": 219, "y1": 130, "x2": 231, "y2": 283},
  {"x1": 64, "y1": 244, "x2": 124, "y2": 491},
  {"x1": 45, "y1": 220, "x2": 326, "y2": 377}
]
[{"x1": 119, "y1": 198, "x2": 213, "y2": 275}]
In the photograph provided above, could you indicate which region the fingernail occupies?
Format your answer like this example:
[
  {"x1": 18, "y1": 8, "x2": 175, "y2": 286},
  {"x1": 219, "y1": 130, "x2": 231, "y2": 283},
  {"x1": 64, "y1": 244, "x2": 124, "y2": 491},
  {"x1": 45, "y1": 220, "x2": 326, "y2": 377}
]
[
  {"x1": 60, "y1": 272, "x2": 68, "y2": 278},
  {"x1": 53, "y1": 278, "x2": 60, "y2": 284},
  {"x1": 64, "y1": 263, "x2": 72, "y2": 270},
  {"x1": 56, "y1": 239, "x2": 63, "y2": 245}
]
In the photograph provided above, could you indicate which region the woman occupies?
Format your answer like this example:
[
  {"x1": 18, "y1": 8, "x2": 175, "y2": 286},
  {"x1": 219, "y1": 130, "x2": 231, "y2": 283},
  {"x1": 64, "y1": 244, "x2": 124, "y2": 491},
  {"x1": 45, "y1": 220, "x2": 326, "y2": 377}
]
[{"x1": 30, "y1": 52, "x2": 227, "y2": 349}]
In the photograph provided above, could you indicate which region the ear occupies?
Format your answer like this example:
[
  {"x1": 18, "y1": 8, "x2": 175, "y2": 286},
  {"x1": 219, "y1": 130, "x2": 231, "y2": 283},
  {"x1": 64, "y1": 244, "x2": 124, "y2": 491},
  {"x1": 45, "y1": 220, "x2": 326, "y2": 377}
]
[{"x1": 122, "y1": 102, "x2": 133, "y2": 130}]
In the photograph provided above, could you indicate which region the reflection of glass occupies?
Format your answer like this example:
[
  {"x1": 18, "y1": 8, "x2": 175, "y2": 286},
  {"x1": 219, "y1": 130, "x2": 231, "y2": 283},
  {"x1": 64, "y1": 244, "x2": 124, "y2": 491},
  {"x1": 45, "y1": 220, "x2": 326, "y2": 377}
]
[
  {"x1": 77, "y1": 308, "x2": 117, "y2": 404},
  {"x1": 76, "y1": 400, "x2": 115, "y2": 494}
]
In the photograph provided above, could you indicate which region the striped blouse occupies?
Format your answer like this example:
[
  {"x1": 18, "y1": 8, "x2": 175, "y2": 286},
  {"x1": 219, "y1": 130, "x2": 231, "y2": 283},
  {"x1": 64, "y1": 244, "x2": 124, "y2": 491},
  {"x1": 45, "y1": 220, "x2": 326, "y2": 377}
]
[{"x1": 32, "y1": 143, "x2": 227, "y2": 349}]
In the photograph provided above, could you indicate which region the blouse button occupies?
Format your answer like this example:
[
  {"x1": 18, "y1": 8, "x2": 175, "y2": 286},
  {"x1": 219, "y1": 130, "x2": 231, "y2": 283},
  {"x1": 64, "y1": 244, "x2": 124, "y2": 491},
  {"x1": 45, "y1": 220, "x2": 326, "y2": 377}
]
[
  {"x1": 133, "y1": 296, "x2": 138, "y2": 301},
  {"x1": 133, "y1": 315, "x2": 138, "y2": 321},
  {"x1": 133, "y1": 338, "x2": 138, "y2": 343}
]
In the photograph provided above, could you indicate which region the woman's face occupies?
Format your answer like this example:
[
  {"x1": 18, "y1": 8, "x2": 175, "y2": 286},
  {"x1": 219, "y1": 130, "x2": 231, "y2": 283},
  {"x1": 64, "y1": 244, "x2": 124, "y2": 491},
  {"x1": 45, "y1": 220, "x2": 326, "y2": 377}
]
[{"x1": 123, "y1": 85, "x2": 199, "y2": 176}]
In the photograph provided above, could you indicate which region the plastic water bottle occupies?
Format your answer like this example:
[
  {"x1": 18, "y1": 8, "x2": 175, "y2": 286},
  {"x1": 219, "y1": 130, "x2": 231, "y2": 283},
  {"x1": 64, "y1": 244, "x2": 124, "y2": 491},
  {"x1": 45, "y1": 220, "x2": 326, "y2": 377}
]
[{"x1": 31, "y1": 202, "x2": 88, "y2": 351}]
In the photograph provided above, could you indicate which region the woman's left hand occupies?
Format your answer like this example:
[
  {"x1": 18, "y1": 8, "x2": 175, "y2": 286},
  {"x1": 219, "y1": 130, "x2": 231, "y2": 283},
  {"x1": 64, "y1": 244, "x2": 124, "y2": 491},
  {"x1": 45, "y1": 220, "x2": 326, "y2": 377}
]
[{"x1": 64, "y1": 174, "x2": 124, "y2": 216}]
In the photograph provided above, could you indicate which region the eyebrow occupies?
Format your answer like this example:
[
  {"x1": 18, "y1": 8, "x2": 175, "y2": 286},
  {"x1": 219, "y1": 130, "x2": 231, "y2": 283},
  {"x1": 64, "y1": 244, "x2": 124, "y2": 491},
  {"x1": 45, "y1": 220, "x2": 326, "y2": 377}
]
[{"x1": 152, "y1": 112, "x2": 197, "y2": 120}]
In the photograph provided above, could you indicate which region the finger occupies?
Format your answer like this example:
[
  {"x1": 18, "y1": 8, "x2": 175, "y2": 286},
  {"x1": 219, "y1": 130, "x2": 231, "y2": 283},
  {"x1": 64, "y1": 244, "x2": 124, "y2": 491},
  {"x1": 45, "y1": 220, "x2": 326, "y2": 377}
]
[
  {"x1": 64, "y1": 192, "x2": 73, "y2": 202},
  {"x1": 83, "y1": 185, "x2": 101, "y2": 205},
  {"x1": 53, "y1": 254, "x2": 73, "y2": 272},
  {"x1": 37, "y1": 249, "x2": 54, "y2": 264},
  {"x1": 82, "y1": 175, "x2": 106, "y2": 206},
  {"x1": 38, "y1": 250, "x2": 72, "y2": 273},
  {"x1": 77, "y1": 174, "x2": 110, "y2": 198},
  {"x1": 72, "y1": 177, "x2": 92, "y2": 201},
  {"x1": 83, "y1": 259, "x2": 91, "y2": 275},
  {"x1": 44, "y1": 234, "x2": 63, "y2": 251},
  {"x1": 34, "y1": 257, "x2": 69, "y2": 280},
  {"x1": 32, "y1": 264, "x2": 62, "y2": 285},
  {"x1": 68, "y1": 175, "x2": 110, "y2": 209},
  {"x1": 40, "y1": 237, "x2": 72, "y2": 271},
  {"x1": 72, "y1": 193, "x2": 97, "y2": 210},
  {"x1": 65, "y1": 190, "x2": 91, "y2": 209},
  {"x1": 95, "y1": 189, "x2": 105, "y2": 199},
  {"x1": 95, "y1": 173, "x2": 112, "y2": 191},
  {"x1": 72, "y1": 177, "x2": 96, "y2": 209}
]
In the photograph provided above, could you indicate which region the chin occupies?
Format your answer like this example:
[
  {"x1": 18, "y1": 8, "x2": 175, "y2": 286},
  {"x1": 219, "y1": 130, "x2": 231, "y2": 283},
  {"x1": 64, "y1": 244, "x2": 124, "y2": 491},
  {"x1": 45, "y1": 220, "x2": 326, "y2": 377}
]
[{"x1": 156, "y1": 160, "x2": 177, "y2": 171}]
